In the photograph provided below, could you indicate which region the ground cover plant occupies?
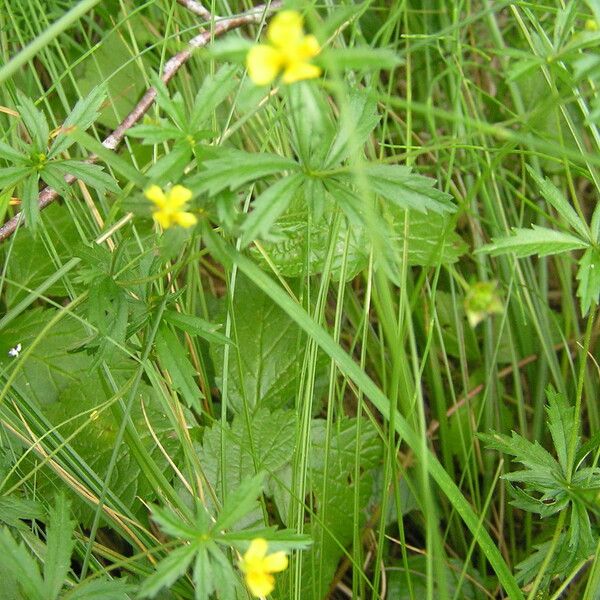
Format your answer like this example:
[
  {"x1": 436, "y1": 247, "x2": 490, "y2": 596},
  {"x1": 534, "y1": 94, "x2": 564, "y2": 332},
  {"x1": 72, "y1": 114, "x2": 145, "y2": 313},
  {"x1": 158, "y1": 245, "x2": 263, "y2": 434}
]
[{"x1": 0, "y1": 0, "x2": 599, "y2": 598}]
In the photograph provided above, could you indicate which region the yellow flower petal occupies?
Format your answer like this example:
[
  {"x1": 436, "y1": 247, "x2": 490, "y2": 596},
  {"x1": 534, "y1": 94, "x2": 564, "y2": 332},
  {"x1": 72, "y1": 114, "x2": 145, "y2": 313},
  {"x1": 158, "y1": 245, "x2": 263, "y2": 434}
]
[
  {"x1": 245, "y1": 570, "x2": 275, "y2": 597},
  {"x1": 296, "y1": 34, "x2": 320, "y2": 60},
  {"x1": 168, "y1": 184, "x2": 193, "y2": 207},
  {"x1": 268, "y1": 10, "x2": 304, "y2": 48},
  {"x1": 242, "y1": 538, "x2": 268, "y2": 565},
  {"x1": 145, "y1": 184, "x2": 167, "y2": 206},
  {"x1": 247, "y1": 45, "x2": 283, "y2": 85},
  {"x1": 282, "y1": 61, "x2": 322, "y2": 83},
  {"x1": 263, "y1": 551, "x2": 288, "y2": 573},
  {"x1": 153, "y1": 210, "x2": 173, "y2": 229},
  {"x1": 174, "y1": 211, "x2": 198, "y2": 228}
]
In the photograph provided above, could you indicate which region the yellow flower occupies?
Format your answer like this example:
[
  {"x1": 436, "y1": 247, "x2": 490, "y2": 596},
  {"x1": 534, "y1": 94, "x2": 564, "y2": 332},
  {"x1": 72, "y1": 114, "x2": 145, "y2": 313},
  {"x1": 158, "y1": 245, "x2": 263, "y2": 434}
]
[
  {"x1": 246, "y1": 10, "x2": 321, "y2": 85},
  {"x1": 240, "y1": 538, "x2": 288, "y2": 597},
  {"x1": 144, "y1": 184, "x2": 197, "y2": 229}
]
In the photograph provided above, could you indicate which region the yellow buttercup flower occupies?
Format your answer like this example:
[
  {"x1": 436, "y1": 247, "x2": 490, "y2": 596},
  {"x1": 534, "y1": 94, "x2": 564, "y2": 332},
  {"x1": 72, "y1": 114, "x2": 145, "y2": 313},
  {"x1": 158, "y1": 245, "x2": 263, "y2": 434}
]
[
  {"x1": 246, "y1": 10, "x2": 321, "y2": 85},
  {"x1": 240, "y1": 538, "x2": 288, "y2": 597},
  {"x1": 144, "y1": 184, "x2": 197, "y2": 229}
]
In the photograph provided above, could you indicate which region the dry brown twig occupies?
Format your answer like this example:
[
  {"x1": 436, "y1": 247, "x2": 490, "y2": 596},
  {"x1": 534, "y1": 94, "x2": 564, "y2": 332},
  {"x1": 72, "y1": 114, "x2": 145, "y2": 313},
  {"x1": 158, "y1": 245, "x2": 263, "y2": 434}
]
[{"x1": 0, "y1": 0, "x2": 282, "y2": 243}]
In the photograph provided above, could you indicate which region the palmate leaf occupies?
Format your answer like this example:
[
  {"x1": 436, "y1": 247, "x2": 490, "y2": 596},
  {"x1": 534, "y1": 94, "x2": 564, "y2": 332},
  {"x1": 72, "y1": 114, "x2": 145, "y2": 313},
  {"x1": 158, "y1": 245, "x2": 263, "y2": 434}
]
[
  {"x1": 0, "y1": 140, "x2": 28, "y2": 163},
  {"x1": 190, "y1": 64, "x2": 239, "y2": 131},
  {"x1": 126, "y1": 121, "x2": 184, "y2": 145},
  {"x1": 213, "y1": 472, "x2": 265, "y2": 532},
  {"x1": 478, "y1": 225, "x2": 589, "y2": 257},
  {"x1": 149, "y1": 504, "x2": 199, "y2": 540},
  {"x1": 0, "y1": 165, "x2": 31, "y2": 188}
]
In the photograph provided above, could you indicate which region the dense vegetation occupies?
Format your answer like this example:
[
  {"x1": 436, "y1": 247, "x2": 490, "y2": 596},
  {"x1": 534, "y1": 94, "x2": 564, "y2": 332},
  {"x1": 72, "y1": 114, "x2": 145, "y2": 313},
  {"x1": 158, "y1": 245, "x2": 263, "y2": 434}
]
[{"x1": 1, "y1": 1, "x2": 599, "y2": 598}]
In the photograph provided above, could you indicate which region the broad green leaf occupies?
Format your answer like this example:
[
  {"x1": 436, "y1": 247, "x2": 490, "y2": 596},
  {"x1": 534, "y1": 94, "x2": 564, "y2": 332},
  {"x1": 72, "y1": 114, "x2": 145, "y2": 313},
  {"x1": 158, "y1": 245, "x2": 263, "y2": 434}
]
[
  {"x1": 240, "y1": 174, "x2": 304, "y2": 246},
  {"x1": 251, "y1": 190, "x2": 368, "y2": 281},
  {"x1": 295, "y1": 418, "x2": 382, "y2": 599},
  {"x1": 210, "y1": 275, "x2": 325, "y2": 413},
  {"x1": 0, "y1": 528, "x2": 46, "y2": 600},
  {"x1": 17, "y1": 92, "x2": 49, "y2": 151},
  {"x1": 197, "y1": 408, "x2": 297, "y2": 530},
  {"x1": 190, "y1": 149, "x2": 299, "y2": 196},
  {"x1": 162, "y1": 310, "x2": 229, "y2": 345},
  {"x1": 545, "y1": 387, "x2": 576, "y2": 474},
  {"x1": 213, "y1": 472, "x2": 265, "y2": 531},
  {"x1": 138, "y1": 543, "x2": 196, "y2": 598},
  {"x1": 527, "y1": 166, "x2": 589, "y2": 240},
  {"x1": 44, "y1": 495, "x2": 75, "y2": 599},
  {"x1": 478, "y1": 225, "x2": 589, "y2": 257},
  {"x1": 576, "y1": 247, "x2": 600, "y2": 316},
  {"x1": 52, "y1": 160, "x2": 120, "y2": 195},
  {"x1": 49, "y1": 86, "x2": 107, "y2": 157},
  {"x1": 325, "y1": 92, "x2": 380, "y2": 168},
  {"x1": 0, "y1": 140, "x2": 27, "y2": 163},
  {"x1": 155, "y1": 323, "x2": 201, "y2": 409},
  {"x1": 384, "y1": 206, "x2": 466, "y2": 266},
  {"x1": 356, "y1": 164, "x2": 455, "y2": 213}
]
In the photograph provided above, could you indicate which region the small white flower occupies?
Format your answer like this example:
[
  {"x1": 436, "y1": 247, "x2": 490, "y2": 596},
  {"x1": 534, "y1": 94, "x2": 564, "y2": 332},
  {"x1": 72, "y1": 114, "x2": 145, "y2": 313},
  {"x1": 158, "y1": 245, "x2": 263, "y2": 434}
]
[{"x1": 8, "y1": 343, "x2": 22, "y2": 358}]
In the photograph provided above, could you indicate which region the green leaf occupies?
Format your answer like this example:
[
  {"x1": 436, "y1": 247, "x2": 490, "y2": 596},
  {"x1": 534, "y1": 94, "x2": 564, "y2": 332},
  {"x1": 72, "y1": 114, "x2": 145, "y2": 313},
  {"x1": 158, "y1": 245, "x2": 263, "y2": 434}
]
[
  {"x1": 0, "y1": 140, "x2": 28, "y2": 163},
  {"x1": 49, "y1": 86, "x2": 108, "y2": 157},
  {"x1": 206, "y1": 545, "x2": 237, "y2": 600},
  {"x1": 17, "y1": 92, "x2": 49, "y2": 151},
  {"x1": 325, "y1": 91, "x2": 380, "y2": 168},
  {"x1": 51, "y1": 160, "x2": 120, "y2": 195},
  {"x1": 150, "y1": 72, "x2": 187, "y2": 130},
  {"x1": 21, "y1": 172, "x2": 41, "y2": 233},
  {"x1": 357, "y1": 164, "x2": 455, "y2": 213},
  {"x1": 0, "y1": 165, "x2": 32, "y2": 188},
  {"x1": 193, "y1": 544, "x2": 214, "y2": 600},
  {"x1": 478, "y1": 225, "x2": 589, "y2": 257},
  {"x1": 126, "y1": 122, "x2": 184, "y2": 145},
  {"x1": 214, "y1": 472, "x2": 265, "y2": 532},
  {"x1": 44, "y1": 495, "x2": 75, "y2": 599},
  {"x1": 197, "y1": 408, "x2": 297, "y2": 530},
  {"x1": 155, "y1": 323, "x2": 201, "y2": 409},
  {"x1": 240, "y1": 174, "x2": 304, "y2": 246},
  {"x1": 545, "y1": 387, "x2": 576, "y2": 474},
  {"x1": 190, "y1": 64, "x2": 239, "y2": 131},
  {"x1": 210, "y1": 275, "x2": 325, "y2": 413},
  {"x1": 0, "y1": 528, "x2": 46, "y2": 600},
  {"x1": 0, "y1": 496, "x2": 45, "y2": 530},
  {"x1": 191, "y1": 149, "x2": 299, "y2": 196},
  {"x1": 526, "y1": 166, "x2": 590, "y2": 240},
  {"x1": 145, "y1": 142, "x2": 192, "y2": 185},
  {"x1": 41, "y1": 164, "x2": 74, "y2": 197},
  {"x1": 66, "y1": 577, "x2": 134, "y2": 599},
  {"x1": 138, "y1": 543, "x2": 197, "y2": 598},
  {"x1": 576, "y1": 247, "x2": 600, "y2": 316},
  {"x1": 479, "y1": 431, "x2": 558, "y2": 472},
  {"x1": 162, "y1": 310, "x2": 229, "y2": 345},
  {"x1": 150, "y1": 504, "x2": 200, "y2": 540}
]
